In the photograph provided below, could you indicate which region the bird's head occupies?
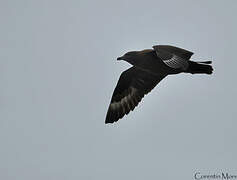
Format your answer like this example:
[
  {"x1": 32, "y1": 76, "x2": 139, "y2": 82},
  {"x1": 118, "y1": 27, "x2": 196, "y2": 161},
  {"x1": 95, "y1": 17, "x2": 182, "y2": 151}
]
[{"x1": 117, "y1": 51, "x2": 138, "y2": 65}]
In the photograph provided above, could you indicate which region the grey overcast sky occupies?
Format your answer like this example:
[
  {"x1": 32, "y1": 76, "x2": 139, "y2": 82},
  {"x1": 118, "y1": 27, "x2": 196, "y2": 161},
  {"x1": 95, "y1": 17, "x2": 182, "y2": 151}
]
[{"x1": 1, "y1": 0, "x2": 236, "y2": 179}]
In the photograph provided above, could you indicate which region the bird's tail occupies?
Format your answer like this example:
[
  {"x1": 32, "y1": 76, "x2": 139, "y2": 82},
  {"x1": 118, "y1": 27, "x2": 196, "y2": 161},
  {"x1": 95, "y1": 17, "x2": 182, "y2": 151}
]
[{"x1": 186, "y1": 60, "x2": 213, "y2": 74}]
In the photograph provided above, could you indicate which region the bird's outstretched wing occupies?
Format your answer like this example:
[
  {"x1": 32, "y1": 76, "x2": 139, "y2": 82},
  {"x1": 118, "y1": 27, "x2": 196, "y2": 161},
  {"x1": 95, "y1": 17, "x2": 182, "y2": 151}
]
[
  {"x1": 105, "y1": 67, "x2": 166, "y2": 124},
  {"x1": 153, "y1": 45, "x2": 194, "y2": 59},
  {"x1": 153, "y1": 45, "x2": 194, "y2": 70}
]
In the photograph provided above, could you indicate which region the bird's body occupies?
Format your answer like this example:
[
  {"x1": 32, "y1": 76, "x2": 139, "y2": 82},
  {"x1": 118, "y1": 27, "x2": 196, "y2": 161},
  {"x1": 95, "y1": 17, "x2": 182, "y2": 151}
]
[
  {"x1": 129, "y1": 49, "x2": 181, "y2": 75},
  {"x1": 105, "y1": 45, "x2": 213, "y2": 124}
]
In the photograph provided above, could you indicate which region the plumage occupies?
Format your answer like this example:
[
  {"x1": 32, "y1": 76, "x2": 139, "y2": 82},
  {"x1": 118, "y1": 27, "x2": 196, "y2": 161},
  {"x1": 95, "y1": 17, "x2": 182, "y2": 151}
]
[
  {"x1": 153, "y1": 45, "x2": 190, "y2": 70},
  {"x1": 105, "y1": 45, "x2": 213, "y2": 124},
  {"x1": 153, "y1": 45, "x2": 194, "y2": 59}
]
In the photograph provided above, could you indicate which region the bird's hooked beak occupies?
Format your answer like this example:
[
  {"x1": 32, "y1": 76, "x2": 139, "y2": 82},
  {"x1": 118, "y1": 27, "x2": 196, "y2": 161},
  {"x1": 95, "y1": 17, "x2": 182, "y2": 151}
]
[{"x1": 117, "y1": 56, "x2": 123, "y2": 60}]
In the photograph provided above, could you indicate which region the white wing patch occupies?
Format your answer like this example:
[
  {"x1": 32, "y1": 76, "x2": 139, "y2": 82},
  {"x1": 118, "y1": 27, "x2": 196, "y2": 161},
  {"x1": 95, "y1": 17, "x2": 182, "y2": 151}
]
[
  {"x1": 162, "y1": 55, "x2": 189, "y2": 70},
  {"x1": 110, "y1": 87, "x2": 138, "y2": 113}
]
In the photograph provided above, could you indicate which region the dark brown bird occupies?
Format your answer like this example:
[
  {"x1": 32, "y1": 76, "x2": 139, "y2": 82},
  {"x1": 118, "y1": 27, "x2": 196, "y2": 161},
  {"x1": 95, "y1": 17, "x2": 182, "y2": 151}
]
[{"x1": 105, "y1": 45, "x2": 213, "y2": 124}]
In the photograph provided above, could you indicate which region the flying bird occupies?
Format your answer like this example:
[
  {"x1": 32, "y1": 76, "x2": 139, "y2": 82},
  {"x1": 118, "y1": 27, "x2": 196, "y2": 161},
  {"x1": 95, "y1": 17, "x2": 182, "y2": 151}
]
[{"x1": 105, "y1": 45, "x2": 213, "y2": 124}]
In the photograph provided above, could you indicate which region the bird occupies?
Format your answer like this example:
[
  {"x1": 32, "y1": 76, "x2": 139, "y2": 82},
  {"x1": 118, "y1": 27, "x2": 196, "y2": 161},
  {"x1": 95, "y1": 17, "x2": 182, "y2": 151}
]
[{"x1": 105, "y1": 45, "x2": 213, "y2": 124}]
